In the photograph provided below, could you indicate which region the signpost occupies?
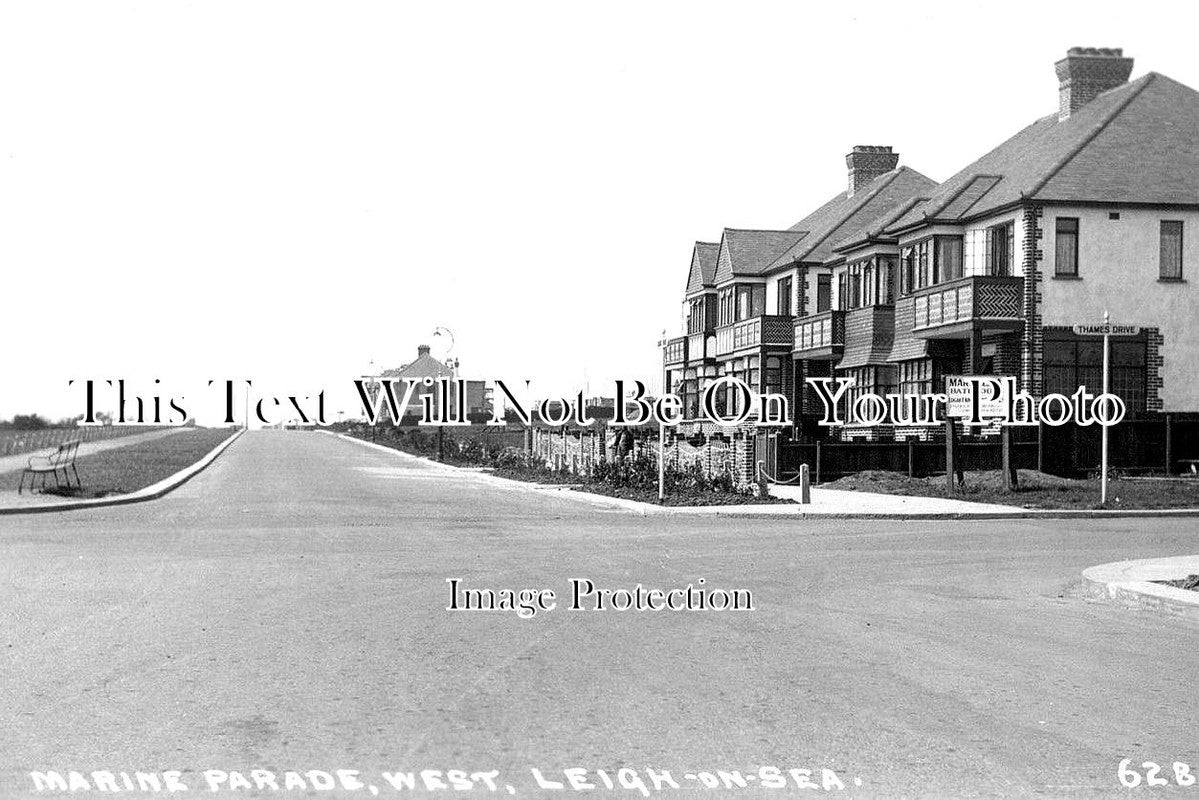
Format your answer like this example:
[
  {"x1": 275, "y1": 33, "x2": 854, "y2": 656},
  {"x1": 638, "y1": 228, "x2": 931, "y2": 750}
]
[
  {"x1": 1072, "y1": 313, "x2": 1141, "y2": 506},
  {"x1": 944, "y1": 375, "x2": 1008, "y2": 491}
]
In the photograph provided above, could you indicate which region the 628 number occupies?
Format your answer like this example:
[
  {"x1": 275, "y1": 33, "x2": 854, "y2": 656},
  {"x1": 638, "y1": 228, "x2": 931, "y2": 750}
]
[{"x1": 1119, "y1": 759, "x2": 1195, "y2": 788}]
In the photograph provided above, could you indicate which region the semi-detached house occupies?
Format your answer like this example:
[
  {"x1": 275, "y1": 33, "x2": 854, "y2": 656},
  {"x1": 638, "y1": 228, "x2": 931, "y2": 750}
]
[{"x1": 662, "y1": 47, "x2": 1199, "y2": 441}]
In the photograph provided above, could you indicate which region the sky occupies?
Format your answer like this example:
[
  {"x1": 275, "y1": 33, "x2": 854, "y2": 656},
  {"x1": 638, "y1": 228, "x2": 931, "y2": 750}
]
[{"x1": 1, "y1": 0, "x2": 1195, "y2": 424}]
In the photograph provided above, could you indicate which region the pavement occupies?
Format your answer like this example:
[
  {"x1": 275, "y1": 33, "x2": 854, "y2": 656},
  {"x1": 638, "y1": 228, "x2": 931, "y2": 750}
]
[
  {"x1": 1082, "y1": 555, "x2": 1199, "y2": 619},
  {"x1": 2, "y1": 429, "x2": 1199, "y2": 798},
  {"x1": 344, "y1": 436, "x2": 1199, "y2": 520},
  {"x1": 0, "y1": 427, "x2": 184, "y2": 477}
]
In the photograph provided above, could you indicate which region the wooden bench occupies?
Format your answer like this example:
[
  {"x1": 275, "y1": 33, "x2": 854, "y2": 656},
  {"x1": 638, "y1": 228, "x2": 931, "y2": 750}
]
[{"x1": 18, "y1": 439, "x2": 82, "y2": 494}]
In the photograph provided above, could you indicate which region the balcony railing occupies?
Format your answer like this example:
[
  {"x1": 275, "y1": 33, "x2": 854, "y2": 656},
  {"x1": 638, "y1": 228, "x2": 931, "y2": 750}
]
[
  {"x1": 792, "y1": 310, "x2": 845, "y2": 358},
  {"x1": 714, "y1": 314, "x2": 794, "y2": 356},
  {"x1": 662, "y1": 336, "x2": 687, "y2": 366},
  {"x1": 912, "y1": 275, "x2": 1023, "y2": 334}
]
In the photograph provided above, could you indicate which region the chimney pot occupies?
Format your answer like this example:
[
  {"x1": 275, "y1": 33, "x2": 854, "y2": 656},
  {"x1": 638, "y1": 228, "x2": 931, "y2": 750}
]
[
  {"x1": 1056, "y1": 46, "x2": 1133, "y2": 121},
  {"x1": 845, "y1": 145, "x2": 899, "y2": 197}
]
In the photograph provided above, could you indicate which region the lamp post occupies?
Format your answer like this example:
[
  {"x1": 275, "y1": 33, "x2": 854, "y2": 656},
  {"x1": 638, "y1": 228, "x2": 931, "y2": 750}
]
[
  {"x1": 1101, "y1": 309, "x2": 1110, "y2": 506},
  {"x1": 433, "y1": 328, "x2": 456, "y2": 460},
  {"x1": 365, "y1": 358, "x2": 379, "y2": 440},
  {"x1": 659, "y1": 328, "x2": 667, "y2": 502}
]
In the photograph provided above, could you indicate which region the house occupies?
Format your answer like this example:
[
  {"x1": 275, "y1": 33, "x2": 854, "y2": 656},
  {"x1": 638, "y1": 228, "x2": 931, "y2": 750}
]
[
  {"x1": 663, "y1": 47, "x2": 1199, "y2": 441},
  {"x1": 379, "y1": 345, "x2": 492, "y2": 421}
]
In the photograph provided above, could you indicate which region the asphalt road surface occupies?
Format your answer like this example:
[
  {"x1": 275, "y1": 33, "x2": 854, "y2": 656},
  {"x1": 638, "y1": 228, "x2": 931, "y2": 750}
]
[{"x1": 2, "y1": 430, "x2": 1197, "y2": 798}]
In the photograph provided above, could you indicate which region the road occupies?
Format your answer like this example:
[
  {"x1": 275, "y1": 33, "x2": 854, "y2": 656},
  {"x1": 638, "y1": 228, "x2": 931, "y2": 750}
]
[{"x1": 1, "y1": 430, "x2": 1196, "y2": 798}]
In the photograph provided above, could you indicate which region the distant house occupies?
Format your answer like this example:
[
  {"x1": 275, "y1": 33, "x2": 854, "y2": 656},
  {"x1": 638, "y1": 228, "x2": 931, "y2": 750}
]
[{"x1": 379, "y1": 344, "x2": 492, "y2": 421}]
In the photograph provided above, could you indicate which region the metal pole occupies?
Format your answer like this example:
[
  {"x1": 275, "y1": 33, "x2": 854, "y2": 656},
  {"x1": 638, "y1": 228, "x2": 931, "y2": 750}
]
[
  {"x1": 658, "y1": 421, "x2": 665, "y2": 501},
  {"x1": 1101, "y1": 310, "x2": 1110, "y2": 505}
]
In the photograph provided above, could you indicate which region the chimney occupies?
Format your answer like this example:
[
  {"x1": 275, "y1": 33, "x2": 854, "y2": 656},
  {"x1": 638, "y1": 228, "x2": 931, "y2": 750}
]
[
  {"x1": 1055, "y1": 47, "x2": 1133, "y2": 121},
  {"x1": 417, "y1": 344, "x2": 431, "y2": 358},
  {"x1": 846, "y1": 146, "x2": 899, "y2": 197}
]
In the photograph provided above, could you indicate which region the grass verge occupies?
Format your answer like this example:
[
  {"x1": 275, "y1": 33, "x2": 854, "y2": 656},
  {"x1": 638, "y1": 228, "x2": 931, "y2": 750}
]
[
  {"x1": 0, "y1": 427, "x2": 237, "y2": 499},
  {"x1": 823, "y1": 469, "x2": 1199, "y2": 510},
  {"x1": 347, "y1": 433, "x2": 791, "y2": 506}
]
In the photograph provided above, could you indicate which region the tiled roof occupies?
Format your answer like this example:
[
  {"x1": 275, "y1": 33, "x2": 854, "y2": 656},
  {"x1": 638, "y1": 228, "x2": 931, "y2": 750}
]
[
  {"x1": 382, "y1": 354, "x2": 452, "y2": 380},
  {"x1": 832, "y1": 195, "x2": 932, "y2": 253},
  {"x1": 711, "y1": 228, "x2": 809, "y2": 285},
  {"x1": 836, "y1": 307, "x2": 894, "y2": 369},
  {"x1": 768, "y1": 167, "x2": 938, "y2": 269},
  {"x1": 685, "y1": 241, "x2": 720, "y2": 294},
  {"x1": 885, "y1": 72, "x2": 1199, "y2": 233}
]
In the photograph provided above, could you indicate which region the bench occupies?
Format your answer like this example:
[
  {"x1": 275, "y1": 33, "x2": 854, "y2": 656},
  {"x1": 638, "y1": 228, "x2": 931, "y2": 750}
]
[{"x1": 18, "y1": 439, "x2": 82, "y2": 494}]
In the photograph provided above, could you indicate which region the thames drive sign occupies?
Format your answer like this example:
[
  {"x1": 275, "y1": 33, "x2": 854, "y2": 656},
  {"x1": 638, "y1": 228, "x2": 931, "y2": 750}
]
[{"x1": 1072, "y1": 323, "x2": 1141, "y2": 336}]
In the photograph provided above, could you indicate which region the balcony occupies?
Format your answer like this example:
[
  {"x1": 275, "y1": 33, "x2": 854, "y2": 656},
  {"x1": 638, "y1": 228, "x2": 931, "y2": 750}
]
[
  {"x1": 662, "y1": 336, "x2": 687, "y2": 367},
  {"x1": 911, "y1": 275, "x2": 1023, "y2": 338},
  {"x1": 714, "y1": 314, "x2": 794, "y2": 357},
  {"x1": 792, "y1": 310, "x2": 845, "y2": 360}
]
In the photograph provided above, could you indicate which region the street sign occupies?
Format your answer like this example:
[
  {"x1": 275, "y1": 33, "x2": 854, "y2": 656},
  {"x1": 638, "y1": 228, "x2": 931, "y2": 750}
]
[
  {"x1": 945, "y1": 375, "x2": 1008, "y2": 420},
  {"x1": 1076, "y1": 313, "x2": 1131, "y2": 505},
  {"x1": 1072, "y1": 323, "x2": 1141, "y2": 336}
]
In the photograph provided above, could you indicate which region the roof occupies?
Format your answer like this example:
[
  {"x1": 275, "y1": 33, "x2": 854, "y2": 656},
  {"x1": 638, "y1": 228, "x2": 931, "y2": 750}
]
[
  {"x1": 711, "y1": 228, "x2": 809, "y2": 285},
  {"x1": 382, "y1": 353, "x2": 453, "y2": 380},
  {"x1": 832, "y1": 195, "x2": 932, "y2": 253},
  {"x1": 684, "y1": 241, "x2": 720, "y2": 294},
  {"x1": 885, "y1": 72, "x2": 1199, "y2": 233},
  {"x1": 767, "y1": 166, "x2": 938, "y2": 269}
]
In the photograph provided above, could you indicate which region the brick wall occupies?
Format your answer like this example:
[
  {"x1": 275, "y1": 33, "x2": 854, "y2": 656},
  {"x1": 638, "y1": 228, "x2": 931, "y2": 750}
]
[
  {"x1": 1021, "y1": 204, "x2": 1044, "y2": 396},
  {"x1": 1147, "y1": 327, "x2": 1164, "y2": 412},
  {"x1": 983, "y1": 331, "x2": 1021, "y2": 377}
]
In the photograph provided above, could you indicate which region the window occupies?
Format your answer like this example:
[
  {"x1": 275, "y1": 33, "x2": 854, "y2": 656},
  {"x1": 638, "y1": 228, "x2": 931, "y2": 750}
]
[
  {"x1": 840, "y1": 366, "x2": 898, "y2": 419},
  {"x1": 935, "y1": 237, "x2": 963, "y2": 282},
  {"x1": 1161, "y1": 220, "x2": 1183, "y2": 280},
  {"x1": 986, "y1": 222, "x2": 1013, "y2": 276},
  {"x1": 840, "y1": 257, "x2": 893, "y2": 309},
  {"x1": 837, "y1": 273, "x2": 848, "y2": 311},
  {"x1": 1055, "y1": 217, "x2": 1079, "y2": 276},
  {"x1": 777, "y1": 276, "x2": 793, "y2": 316},
  {"x1": 900, "y1": 248, "x2": 915, "y2": 295},
  {"x1": 1044, "y1": 331, "x2": 1146, "y2": 412},
  {"x1": 734, "y1": 284, "x2": 765, "y2": 320},
  {"x1": 899, "y1": 359, "x2": 932, "y2": 398},
  {"x1": 718, "y1": 288, "x2": 734, "y2": 326},
  {"x1": 878, "y1": 257, "x2": 895, "y2": 304},
  {"x1": 764, "y1": 356, "x2": 783, "y2": 396},
  {"x1": 917, "y1": 240, "x2": 931, "y2": 288},
  {"x1": 687, "y1": 297, "x2": 705, "y2": 334},
  {"x1": 816, "y1": 274, "x2": 831, "y2": 313}
]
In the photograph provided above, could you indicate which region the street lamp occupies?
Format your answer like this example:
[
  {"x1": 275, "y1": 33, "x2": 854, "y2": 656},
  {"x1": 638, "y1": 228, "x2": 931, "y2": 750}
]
[{"x1": 432, "y1": 327, "x2": 456, "y2": 459}]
